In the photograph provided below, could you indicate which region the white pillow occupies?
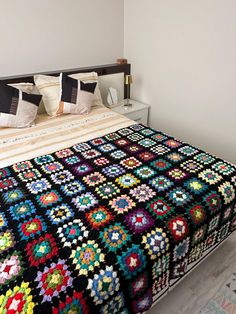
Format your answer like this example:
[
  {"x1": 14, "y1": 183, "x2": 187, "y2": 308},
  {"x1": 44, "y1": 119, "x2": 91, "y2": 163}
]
[{"x1": 34, "y1": 72, "x2": 102, "y2": 116}]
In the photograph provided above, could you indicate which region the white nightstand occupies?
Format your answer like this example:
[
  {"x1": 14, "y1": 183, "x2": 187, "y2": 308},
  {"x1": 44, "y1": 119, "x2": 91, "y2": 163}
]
[{"x1": 111, "y1": 99, "x2": 150, "y2": 126}]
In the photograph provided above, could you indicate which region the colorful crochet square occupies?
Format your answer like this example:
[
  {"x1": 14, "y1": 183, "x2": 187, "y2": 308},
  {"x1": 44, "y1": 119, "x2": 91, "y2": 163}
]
[
  {"x1": 116, "y1": 173, "x2": 140, "y2": 188},
  {"x1": 87, "y1": 266, "x2": 120, "y2": 305},
  {"x1": 204, "y1": 231, "x2": 217, "y2": 250},
  {"x1": 9, "y1": 200, "x2": 36, "y2": 220},
  {"x1": 140, "y1": 128, "x2": 155, "y2": 136},
  {"x1": 192, "y1": 225, "x2": 207, "y2": 246},
  {"x1": 194, "y1": 153, "x2": 215, "y2": 165},
  {"x1": 73, "y1": 142, "x2": 91, "y2": 152},
  {"x1": 0, "y1": 281, "x2": 35, "y2": 313},
  {"x1": 26, "y1": 234, "x2": 58, "y2": 267},
  {"x1": 212, "y1": 161, "x2": 235, "y2": 175},
  {"x1": 70, "y1": 240, "x2": 105, "y2": 275},
  {"x1": 95, "y1": 182, "x2": 119, "y2": 199},
  {"x1": 0, "y1": 177, "x2": 17, "y2": 191},
  {"x1": 217, "y1": 222, "x2": 230, "y2": 242},
  {"x1": 0, "y1": 251, "x2": 24, "y2": 285},
  {"x1": 138, "y1": 151, "x2": 156, "y2": 162},
  {"x1": 0, "y1": 230, "x2": 15, "y2": 254},
  {"x1": 181, "y1": 160, "x2": 203, "y2": 173},
  {"x1": 51, "y1": 170, "x2": 74, "y2": 185},
  {"x1": 86, "y1": 207, "x2": 114, "y2": 229},
  {"x1": 188, "y1": 243, "x2": 204, "y2": 263},
  {"x1": 105, "y1": 132, "x2": 120, "y2": 141},
  {"x1": 187, "y1": 204, "x2": 206, "y2": 225},
  {"x1": 131, "y1": 289, "x2": 153, "y2": 313},
  {"x1": 98, "y1": 143, "x2": 117, "y2": 153},
  {"x1": 134, "y1": 166, "x2": 155, "y2": 179},
  {"x1": 208, "y1": 215, "x2": 220, "y2": 233},
  {"x1": 18, "y1": 216, "x2": 46, "y2": 240},
  {"x1": 110, "y1": 150, "x2": 127, "y2": 160},
  {"x1": 93, "y1": 156, "x2": 110, "y2": 166},
  {"x1": 184, "y1": 178, "x2": 207, "y2": 194},
  {"x1": 41, "y1": 162, "x2": 64, "y2": 174},
  {"x1": 168, "y1": 187, "x2": 192, "y2": 206},
  {"x1": 142, "y1": 228, "x2": 169, "y2": 260},
  {"x1": 47, "y1": 204, "x2": 74, "y2": 225},
  {"x1": 129, "y1": 272, "x2": 149, "y2": 298},
  {"x1": 83, "y1": 172, "x2": 106, "y2": 186},
  {"x1": 63, "y1": 155, "x2": 82, "y2": 165},
  {"x1": 178, "y1": 145, "x2": 198, "y2": 156},
  {"x1": 26, "y1": 178, "x2": 51, "y2": 194},
  {"x1": 125, "y1": 208, "x2": 154, "y2": 234},
  {"x1": 115, "y1": 138, "x2": 130, "y2": 147},
  {"x1": 37, "y1": 190, "x2": 61, "y2": 208},
  {"x1": 90, "y1": 137, "x2": 107, "y2": 145},
  {"x1": 151, "y1": 145, "x2": 170, "y2": 155},
  {"x1": 117, "y1": 244, "x2": 146, "y2": 279},
  {"x1": 165, "y1": 139, "x2": 182, "y2": 148},
  {"x1": 61, "y1": 180, "x2": 85, "y2": 196},
  {"x1": 18, "y1": 169, "x2": 42, "y2": 182},
  {"x1": 167, "y1": 168, "x2": 187, "y2": 181},
  {"x1": 204, "y1": 191, "x2": 222, "y2": 214},
  {"x1": 218, "y1": 182, "x2": 235, "y2": 204},
  {"x1": 0, "y1": 167, "x2": 10, "y2": 179},
  {"x1": 55, "y1": 148, "x2": 74, "y2": 159},
  {"x1": 128, "y1": 132, "x2": 144, "y2": 142},
  {"x1": 173, "y1": 237, "x2": 190, "y2": 261},
  {"x1": 125, "y1": 144, "x2": 143, "y2": 154},
  {"x1": 72, "y1": 192, "x2": 98, "y2": 211},
  {"x1": 52, "y1": 291, "x2": 88, "y2": 314},
  {"x1": 151, "y1": 159, "x2": 171, "y2": 171},
  {"x1": 102, "y1": 164, "x2": 125, "y2": 178},
  {"x1": 57, "y1": 219, "x2": 89, "y2": 247},
  {"x1": 166, "y1": 152, "x2": 184, "y2": 163},
  {"x1": 199, "y1": 169, "x2": 222, "y2": 185},
  {"x1": 73, "y1": 163, "x2": 93, "y2": 176},
  {"x1": 35, "y1": 259, "x2": 73, "y2": 303},
  {"x1": 3, "y1": 188, "x2": 24, "y2": 204},
  {"x1": 82, "y1": 149, "x2": 101, "y2": 159},
  {"x1": 151, "y1": 133, "x2": 168, "y2": 142},
  {"x1": 13, "y1": 161, "x2": 33, "y2": 172},
  {"x1": 168, "y1": 216, "x2": 189, "y2": 242},
  {"x1": 100, "y1": 223, "x2": 131, "y2": 252},
  {"x1": 109, "y1": 195, "x2": 135, "y2": 214},
  {"x1": 149, "y1": 175, "x2": 173, "y2": 192},
  {"x1": 120, "y1": 157, "x2": 141, "y2": 169},
  {"x1": 35, "y1": 154, "x2": 54, "y2": 165},
  {"x1": 139, "y1": 139, "x2": 156, "y2": 148},
  {"x1": 148, "y1": 198, "x2": 173, "y2": 220},
  {"x1": 172, "y1": 258, "x2": 188, "y2": 278},
  {"x1": 130, "y1": 184, "x2": 156, "y2": 202}
]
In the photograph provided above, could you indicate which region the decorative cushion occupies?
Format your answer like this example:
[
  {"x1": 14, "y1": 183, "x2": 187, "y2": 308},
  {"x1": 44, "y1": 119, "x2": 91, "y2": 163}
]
[
  {"x1": 57, "y1": 73, "x2": 97, "y2": 115},
  {"x1": 34, "y1": 72, "x2": 102, "y2": 116},
  {"x1": 0, "y1": 83, "x2": 42, "y2": 128}
]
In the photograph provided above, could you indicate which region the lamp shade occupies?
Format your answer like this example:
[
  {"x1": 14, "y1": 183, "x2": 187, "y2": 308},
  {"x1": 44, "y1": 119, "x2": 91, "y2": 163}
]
[{"x1": 125, "y1": 74, "x2": 133, "y2": 85}]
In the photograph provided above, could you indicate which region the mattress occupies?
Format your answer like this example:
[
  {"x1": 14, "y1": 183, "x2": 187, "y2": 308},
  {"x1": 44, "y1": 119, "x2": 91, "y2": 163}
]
[{"x1": 0, "y1": 110, "x2": 235, "y2": 314}]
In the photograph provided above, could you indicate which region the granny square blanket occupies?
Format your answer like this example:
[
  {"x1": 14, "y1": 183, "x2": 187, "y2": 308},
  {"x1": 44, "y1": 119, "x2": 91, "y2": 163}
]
[{"x1": 0, "y1": 124, "x2": 235, "y2": 314}]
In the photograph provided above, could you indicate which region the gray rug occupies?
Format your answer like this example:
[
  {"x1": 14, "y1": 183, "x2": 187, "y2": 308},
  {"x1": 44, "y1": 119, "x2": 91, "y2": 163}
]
[{"x1": 199, "y1": 272, "x2": 236, "y2": 314}]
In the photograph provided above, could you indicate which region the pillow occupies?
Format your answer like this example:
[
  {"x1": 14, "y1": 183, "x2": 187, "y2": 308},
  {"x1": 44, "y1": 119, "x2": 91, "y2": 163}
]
[
  {"x1": 0, "y1": 83, "x2": 42, "y2": 128},
  {"x1": 34, "y1": 72, "x2": 102, "y2": 116},
  {"x1": 8, "y1": 82, "x2": 46, "y2": 114},
  {"x1": 57, "y1": 73, "x2": 97, "y2": 115}
]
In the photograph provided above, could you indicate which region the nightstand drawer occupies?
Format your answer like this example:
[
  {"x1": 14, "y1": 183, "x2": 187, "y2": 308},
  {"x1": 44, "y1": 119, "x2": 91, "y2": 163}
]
[{"x1": 125, "y1": 109, "x2": 148, "y2": 126}]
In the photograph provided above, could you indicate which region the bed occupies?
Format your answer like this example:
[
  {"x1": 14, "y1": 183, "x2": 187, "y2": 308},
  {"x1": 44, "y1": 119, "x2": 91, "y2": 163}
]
[{"x1": 0, "y1": 64, "x2": 235, "y2": 314}]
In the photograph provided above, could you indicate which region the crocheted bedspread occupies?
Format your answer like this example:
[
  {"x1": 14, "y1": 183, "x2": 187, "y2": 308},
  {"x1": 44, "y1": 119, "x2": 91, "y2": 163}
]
[{"x1": 0, "y1": 123, "x2": 235, "y2": 314}]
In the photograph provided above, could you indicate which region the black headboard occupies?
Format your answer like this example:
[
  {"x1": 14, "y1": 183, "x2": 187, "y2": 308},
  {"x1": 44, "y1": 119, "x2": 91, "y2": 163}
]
[{"x1": 0, "y1": 63, "x2": 131, "y2": 98}]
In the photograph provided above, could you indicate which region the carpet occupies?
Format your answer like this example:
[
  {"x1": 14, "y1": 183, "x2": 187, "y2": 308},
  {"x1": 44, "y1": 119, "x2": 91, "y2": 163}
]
[{"x1": 199, "y1": 272, "x2": 236, "y2": 314}]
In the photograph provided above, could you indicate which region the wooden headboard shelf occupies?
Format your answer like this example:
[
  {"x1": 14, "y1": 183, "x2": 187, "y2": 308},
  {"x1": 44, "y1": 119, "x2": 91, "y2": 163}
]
[{"x1": 0, "y1": 63, "x2": 131, "y2": 98}]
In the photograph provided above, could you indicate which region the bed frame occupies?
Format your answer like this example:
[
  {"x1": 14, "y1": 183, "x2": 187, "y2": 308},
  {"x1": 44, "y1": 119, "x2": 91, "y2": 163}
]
[{"x1": 0, "y1": 63, "x2": 131, "y2": 98}]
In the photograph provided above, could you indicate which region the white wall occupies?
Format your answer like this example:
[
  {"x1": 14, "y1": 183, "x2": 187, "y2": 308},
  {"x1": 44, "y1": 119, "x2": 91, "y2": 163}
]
[
  {"x1": 0, "y1": 0, "x2": 124, "y2": 77},
  {"x1": 125, "y1": 0, "x2": 236, "y2": 163}
]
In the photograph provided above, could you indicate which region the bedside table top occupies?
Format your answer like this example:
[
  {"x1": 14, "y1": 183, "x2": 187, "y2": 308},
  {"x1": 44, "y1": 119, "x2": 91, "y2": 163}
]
[{"x1": 112, "y1": 99, "x2": 149, "y2": 115}]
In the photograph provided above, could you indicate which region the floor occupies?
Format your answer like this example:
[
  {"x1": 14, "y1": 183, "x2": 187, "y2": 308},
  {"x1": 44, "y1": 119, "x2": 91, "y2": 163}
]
[{"x1": 148, "y1": 231, "x2": 236, "y2": 314}]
